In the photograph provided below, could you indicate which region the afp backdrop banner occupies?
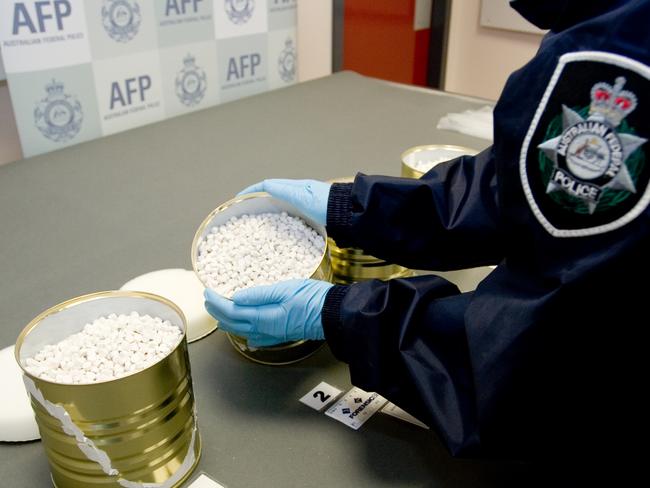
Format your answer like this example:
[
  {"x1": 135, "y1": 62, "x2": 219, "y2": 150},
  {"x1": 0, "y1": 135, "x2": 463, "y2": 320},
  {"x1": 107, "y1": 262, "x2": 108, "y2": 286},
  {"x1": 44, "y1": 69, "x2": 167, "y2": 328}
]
[{"x1": 0, "y1": 0, "x2": 298, "y2": 157}]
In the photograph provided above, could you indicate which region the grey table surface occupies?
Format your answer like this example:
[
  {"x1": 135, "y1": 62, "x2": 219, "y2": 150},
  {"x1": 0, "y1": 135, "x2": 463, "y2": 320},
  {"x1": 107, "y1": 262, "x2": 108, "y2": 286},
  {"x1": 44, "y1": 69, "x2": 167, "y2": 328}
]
[{"x1": 0, "y1": 72, "x2": 534, "y2": 487}]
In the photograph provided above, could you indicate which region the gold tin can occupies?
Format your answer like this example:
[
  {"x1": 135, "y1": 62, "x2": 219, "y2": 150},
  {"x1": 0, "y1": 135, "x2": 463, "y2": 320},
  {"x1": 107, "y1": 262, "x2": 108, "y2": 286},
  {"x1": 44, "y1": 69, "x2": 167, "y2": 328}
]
[
  {"x1": 14, "y1": 291, "x2": 201, "y2": 488},
  {"x1": 328, "y1": 240, "x2": 413, "y2": 284},
  {"x1": 191, "y1": 192, "x2": 332, "y2": 365},
  {"x1": 401, "y1": 144, "x2": 478, "y2": 178},
  {"x1": 327, "y1": 177, "x2": 412, "y2": 284}
]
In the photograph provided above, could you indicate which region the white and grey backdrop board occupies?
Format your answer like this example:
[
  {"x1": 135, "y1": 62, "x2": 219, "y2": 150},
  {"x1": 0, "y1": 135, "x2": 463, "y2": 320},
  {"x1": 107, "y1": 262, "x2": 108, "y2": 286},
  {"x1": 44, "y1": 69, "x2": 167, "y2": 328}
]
[{"x1": 0, "y1": 0, "x2": 298, "y2": 157}]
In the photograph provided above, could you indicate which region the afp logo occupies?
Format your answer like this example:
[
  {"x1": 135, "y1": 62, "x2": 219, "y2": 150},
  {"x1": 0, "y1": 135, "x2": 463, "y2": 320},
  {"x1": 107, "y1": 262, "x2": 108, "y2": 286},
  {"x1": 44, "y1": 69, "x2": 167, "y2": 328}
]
[
  {"x1": 175, "y1": 54, "x2": 207, "y2": 107},
  {"x1": 278, "y1": 38, "x2": 296, "y2": 83},
  {"x1": 101, "y1": 0, "x2": 141, "y2": 43},
  {"x1": 225, "y1": 0, "x2": 254, "y2": 25},
  {"x1": 34, "y1": 79, "x2": 83, "y2": 142},
  {"x1": 11, "y1": 0, "x2": 72, "y2": 35}
]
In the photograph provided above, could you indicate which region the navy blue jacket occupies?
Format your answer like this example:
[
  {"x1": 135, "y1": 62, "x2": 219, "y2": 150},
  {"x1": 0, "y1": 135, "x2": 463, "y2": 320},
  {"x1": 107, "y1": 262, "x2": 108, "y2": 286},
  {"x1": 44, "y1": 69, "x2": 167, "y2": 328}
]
[{"x1": 322, "y1": 0, "x2": 650, "y2": 458}]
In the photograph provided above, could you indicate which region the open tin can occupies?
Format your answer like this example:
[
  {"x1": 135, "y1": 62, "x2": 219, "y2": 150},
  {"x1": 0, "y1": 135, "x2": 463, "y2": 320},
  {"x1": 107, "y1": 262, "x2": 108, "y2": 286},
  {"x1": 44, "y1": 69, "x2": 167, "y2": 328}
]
[
  {"x1": 328, "y1": 177, "x2": 412, "y2": 284},
  {"x1": 401, "y1": 144, "x2": 478, "y2": 178},
  {"x1": 191, "y1": 192, "x2": 332, "y2": 365},
  {"x1": 14, "y1": 291, "x2": 201, "y2": 488}
]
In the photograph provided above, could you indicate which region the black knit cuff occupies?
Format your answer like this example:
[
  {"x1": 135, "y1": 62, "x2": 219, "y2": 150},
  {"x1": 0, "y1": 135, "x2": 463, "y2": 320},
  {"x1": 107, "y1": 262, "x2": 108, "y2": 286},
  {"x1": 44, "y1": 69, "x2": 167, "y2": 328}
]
[
  {"x1": 322, "y1": 285, "x2": 350, "y2": 361},
  {"x1": 326, "y1": 182, "x2": 354, "y2": 244}
]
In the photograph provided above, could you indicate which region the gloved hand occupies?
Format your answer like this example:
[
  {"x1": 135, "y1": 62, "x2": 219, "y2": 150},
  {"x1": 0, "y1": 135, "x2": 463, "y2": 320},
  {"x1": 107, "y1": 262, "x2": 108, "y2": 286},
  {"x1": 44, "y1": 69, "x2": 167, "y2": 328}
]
[
  {"x1": 238, "y1": 179, "x2": 331, "y2": 226},
  {"x1": 204, "y1": 279, "x2": 333, "y2": 347}
]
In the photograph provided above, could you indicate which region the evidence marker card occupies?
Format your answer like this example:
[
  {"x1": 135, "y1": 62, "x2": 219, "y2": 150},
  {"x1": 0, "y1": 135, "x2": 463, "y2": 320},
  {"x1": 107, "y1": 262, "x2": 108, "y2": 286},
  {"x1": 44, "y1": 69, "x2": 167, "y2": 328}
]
[
  {"x1": 299, "y1": 381, "x2": 343, "y2": 411},
  {"x1": 325, "y1": 387, "x2": 387, "y2": 430}
]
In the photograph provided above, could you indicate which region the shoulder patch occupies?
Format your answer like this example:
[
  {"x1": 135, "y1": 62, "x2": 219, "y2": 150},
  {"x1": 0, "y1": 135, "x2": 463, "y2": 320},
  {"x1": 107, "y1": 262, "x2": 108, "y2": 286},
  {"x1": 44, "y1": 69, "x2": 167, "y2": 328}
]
[{"x1": 520, "y1": 51, "x2": 650, "y2": 237}]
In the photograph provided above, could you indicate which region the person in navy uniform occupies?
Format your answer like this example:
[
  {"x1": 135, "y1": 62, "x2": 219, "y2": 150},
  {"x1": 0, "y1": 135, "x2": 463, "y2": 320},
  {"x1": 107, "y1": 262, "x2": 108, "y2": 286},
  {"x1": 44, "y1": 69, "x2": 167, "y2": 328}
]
[{"x1": 205, "y1": 0, "x2": 649, "y2": 458}]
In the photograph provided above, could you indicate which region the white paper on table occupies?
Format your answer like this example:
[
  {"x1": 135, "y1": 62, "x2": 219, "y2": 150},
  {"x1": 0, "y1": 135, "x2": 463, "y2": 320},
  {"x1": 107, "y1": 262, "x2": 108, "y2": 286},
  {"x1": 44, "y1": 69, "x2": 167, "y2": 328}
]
[{"x1": 437, "y1": 105, "x2": 494, "y2": 141}]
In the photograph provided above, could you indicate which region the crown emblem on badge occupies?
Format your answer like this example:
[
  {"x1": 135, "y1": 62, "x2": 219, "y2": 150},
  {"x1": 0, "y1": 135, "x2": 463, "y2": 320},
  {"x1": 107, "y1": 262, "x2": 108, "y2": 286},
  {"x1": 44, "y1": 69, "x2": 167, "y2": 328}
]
[
  {"x1": 589, "y1": 76, "x2": 637, "y2": 127},
  {"x1": 183, "y1": 54, "x2": 196, "y2": 68},
  {"x1": 45, "y1": 79, "x2": 65, "y2": 97}
]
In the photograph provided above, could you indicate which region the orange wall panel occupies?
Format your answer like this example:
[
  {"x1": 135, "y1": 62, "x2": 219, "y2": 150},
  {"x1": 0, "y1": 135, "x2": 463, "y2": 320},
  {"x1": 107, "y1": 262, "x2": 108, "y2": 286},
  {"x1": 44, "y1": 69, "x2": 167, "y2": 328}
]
[{"x1": 343, "y1": 0, "x2": 430, "y2": 86}]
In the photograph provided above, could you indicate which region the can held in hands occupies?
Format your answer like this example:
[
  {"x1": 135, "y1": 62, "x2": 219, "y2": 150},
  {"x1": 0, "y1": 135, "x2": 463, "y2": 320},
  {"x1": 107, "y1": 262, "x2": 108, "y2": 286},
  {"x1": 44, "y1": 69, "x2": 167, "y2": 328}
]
[
  {"x1": 14, "y1": 291, "x2": 201, "y2": 488},
  {"x1": 191, "y1": 192, "x2": 332, "y2": 365}
]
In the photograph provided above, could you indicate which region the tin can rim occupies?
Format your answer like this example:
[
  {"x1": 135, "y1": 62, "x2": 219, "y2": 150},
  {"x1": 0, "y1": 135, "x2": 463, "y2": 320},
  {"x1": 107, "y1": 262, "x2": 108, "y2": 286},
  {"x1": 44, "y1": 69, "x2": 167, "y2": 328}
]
[
  {"x1": 400, "y1": 144, "x2": 479, "y2": 171},
  {"x1": 226, "y1": 333, "x2": 325, "y2": 366},
  {"x1": 400, "y1": 144, "x2": 479, "y2": 178},
  {"x1": 400, "y1": 144, "x2": 479, "y2": 169},
  {"x1": 326, "y1": 176, "x2": 355, "y2": 184},
  {"x1": 190, "y1": 192, "x2": 329, "y2": 301},
  {"x1": 14, "y1": 290, "x2": 188, "y2": 384}
]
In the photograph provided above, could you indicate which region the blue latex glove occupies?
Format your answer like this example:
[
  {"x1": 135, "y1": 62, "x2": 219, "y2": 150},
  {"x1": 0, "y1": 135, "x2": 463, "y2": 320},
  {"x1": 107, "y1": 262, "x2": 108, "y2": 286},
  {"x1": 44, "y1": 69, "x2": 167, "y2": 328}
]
[
  {"x1": 204, "y1": 279, "x2": 333, "y2": 347},
  {"x1": 238, "y1": 179, "x2": 331, "y2": 226}
]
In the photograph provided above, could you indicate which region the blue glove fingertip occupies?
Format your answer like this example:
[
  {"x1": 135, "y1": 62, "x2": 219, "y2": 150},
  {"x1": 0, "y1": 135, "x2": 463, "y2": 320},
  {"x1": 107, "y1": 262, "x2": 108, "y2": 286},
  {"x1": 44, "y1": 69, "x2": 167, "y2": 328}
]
[
  {"x1": 204, "y1": 300, "x2": 224, "y2": 322},
  {"x1": 237, "y1": 181, "x2": 265, "y2": 196},
  {"x1": 204, "y1": 289, "x2": 236, "y2": 321},
  {"x1": 205, "y1": 287, "x2": 231, "y2": 304}
]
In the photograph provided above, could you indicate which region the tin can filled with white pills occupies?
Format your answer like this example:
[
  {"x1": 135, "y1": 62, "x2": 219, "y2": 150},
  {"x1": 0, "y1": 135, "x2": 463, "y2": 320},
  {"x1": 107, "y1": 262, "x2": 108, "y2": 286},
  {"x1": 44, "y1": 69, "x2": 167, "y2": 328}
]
[
  {"x1": 401, "y1": 144, "x2": 478, "y2": 178},
  {"x1": 327, "y1": 177, "x2": 412, "y2": 284},
  {"x1": 191, "y1": 192, "x2": 333, "y2": 365},
  {"x1": 14, "y1": 291, "x2": 201, "y2": 488}
]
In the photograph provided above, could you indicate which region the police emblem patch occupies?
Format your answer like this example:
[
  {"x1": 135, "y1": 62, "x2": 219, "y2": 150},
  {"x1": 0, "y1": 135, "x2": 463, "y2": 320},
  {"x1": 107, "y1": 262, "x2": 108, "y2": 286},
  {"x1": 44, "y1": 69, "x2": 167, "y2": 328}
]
[
  {"x1": 34, "y1": 79, "x2": 83, "y2": 143},
  {"x1": 225, "y1": 0, "x2": 254, "y2": 25},
  {"x1": 278, "y1": 38, "x2": 296, "y2": 83},
  {"x1": 175, "y1": 54, "x2": 207, "y2": 107},
  {"x1": 520, "y1": 51, "x2": 650, "y2": 237},
  {"x1": 101, "y1": 0, "x2": 141, "y2": 43}
]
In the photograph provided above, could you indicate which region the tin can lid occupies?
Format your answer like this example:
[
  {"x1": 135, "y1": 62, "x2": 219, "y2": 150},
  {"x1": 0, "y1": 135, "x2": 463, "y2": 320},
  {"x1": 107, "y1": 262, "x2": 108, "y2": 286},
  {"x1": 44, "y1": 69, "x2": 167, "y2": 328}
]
[{"x1": 0, "y1": 344, "x2": 40, "y2": 442}]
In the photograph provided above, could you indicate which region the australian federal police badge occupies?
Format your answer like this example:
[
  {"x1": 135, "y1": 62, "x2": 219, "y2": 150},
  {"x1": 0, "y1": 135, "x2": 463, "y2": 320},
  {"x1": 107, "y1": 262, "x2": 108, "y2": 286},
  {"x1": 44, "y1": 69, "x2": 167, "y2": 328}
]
[
  {"x1": 278, "y1": 38, "x2": 296, "y2": 83},
  {"x1": 520, "y1": 52, "x2": 649, "y2": 237},
  {"x1": 175, "y1": 54, "x2": 207, "y2": 107},
  {"x1": 101, "y1": 0, "x2": 141, "y2": 42},
  {"x1": 225, "y1": 0, "x2": 254, "y2": 25},
  {"x1": 34, "y1": 79, "x2": 83, "y2": 143}
]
